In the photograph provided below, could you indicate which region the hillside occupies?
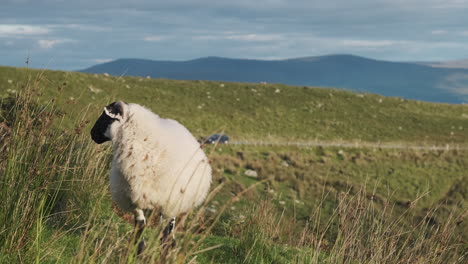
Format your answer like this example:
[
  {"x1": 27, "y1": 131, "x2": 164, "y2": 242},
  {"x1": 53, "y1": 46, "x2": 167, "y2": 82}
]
[
  {"x1": 0, "y1": 67, "x2": 467, "y2": 263},
  {"x1": 1, "y1": 65, "x2": 467, "y2": 145},
  {"x1": 80, "y1": 55, "x2": 468, "y2": 103}
]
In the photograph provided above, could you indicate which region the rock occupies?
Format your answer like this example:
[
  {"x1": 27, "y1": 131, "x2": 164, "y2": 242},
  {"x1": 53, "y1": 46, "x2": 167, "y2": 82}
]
[
  {"x1": 206, "y1": 207, "x2": 217, "y2": 213},
  {"x1": 88, "y1": 85, "x2": 102, "y2": 94},
  {"x1": 244, "y1": 169, "x2": 258, "y2": 178}
]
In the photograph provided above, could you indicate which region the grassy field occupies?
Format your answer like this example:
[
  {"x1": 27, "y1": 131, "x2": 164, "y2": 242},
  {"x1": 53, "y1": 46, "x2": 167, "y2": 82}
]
[{"x1": 0, "y1": 66, "x2": 467, "y2": 263}]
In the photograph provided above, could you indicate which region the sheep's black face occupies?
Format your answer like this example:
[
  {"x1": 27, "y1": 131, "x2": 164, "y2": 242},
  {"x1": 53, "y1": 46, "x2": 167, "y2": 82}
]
[
  {"x1": 90, "y1": 112, "x2": 115, "y2": 144},
  {"x1": 90, "y1": 101, "x2": 125, "y2": 144}
]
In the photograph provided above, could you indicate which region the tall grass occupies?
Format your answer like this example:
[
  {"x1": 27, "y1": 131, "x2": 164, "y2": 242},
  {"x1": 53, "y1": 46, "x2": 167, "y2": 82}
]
[
  {"x1": 0, "y1": 76, "x2": 110, "y2": 262},
  {"x1": 326, "y1": 187, "x2": 466, "y2": 263},
  {"x1": 218, "y1": 187, "x2": 466, "y2": 264}
]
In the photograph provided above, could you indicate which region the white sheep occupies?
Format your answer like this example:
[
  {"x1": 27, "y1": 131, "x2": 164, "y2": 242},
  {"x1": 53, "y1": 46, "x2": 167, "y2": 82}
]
[{"x1": 90, "y1": 101, "x2": 212, "y2": 253}]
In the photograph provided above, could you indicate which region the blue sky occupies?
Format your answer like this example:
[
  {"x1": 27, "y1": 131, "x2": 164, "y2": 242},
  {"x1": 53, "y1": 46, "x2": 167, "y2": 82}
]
[{"x1": 2, "y1": 0, "x2": 468, "y2": 70}]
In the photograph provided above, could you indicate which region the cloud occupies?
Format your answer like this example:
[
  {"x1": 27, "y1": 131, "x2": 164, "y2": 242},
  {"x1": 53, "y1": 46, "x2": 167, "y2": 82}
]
[
  {"x1": 225, "y1": 33, "x2": 284, "y2": 42},
  {"x1": 429, "y1": 30, "x2": 468, "y2": 37},
  {"x1": 341, "y1": 39, "x2": 407, "y2": 48},
  {"x1": 91, "y1": 58, "x2": 113, "y2": 63},
  {"x1": 37, "y1": 39, "x2": 72, "y2": 49},
  {"x1": 193, "y1": 33, "x2": 284, "y2": 42},
  {"x1": 143, "y1": 35, "x2": 169, "y2": 42},
  {"x1": 426, "y1": 0, "x2": 468, "y2": 9},
  {"x1": 51, "y1": 24, "x2": 110, "y2": 32},
  {"x1": 431, "y1": 30, "x2": 448, "y2": 35},
  {"x1": 0, "y1": 24, "x2": 49, "y2": 36}
]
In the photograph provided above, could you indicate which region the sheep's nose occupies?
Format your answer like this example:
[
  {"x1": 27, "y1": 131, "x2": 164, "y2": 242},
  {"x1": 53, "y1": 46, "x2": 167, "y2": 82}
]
[{"x1": 90, "y1": 124, "x2": 110, "y2": 144}]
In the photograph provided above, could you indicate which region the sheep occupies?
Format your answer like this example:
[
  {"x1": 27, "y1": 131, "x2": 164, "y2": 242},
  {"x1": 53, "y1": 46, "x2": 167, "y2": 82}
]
[{"x1": 90, "y1": 101, "x2": 212, "y2": 253}]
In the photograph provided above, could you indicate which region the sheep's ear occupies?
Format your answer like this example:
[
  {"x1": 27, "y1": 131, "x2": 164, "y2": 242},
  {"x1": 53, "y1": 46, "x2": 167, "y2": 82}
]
[{"x1": 104, "y1": 101, "x2": 126, "y2": 121}]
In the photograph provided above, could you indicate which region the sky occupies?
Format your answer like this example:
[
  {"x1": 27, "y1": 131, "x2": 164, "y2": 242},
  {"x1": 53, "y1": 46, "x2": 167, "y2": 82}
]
[{"x1": 2, "y1": 0, "x2": 468, "y2": 70}]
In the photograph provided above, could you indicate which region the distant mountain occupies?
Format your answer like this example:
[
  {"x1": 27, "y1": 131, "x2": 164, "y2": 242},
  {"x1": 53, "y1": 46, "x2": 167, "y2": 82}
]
[{"x1": 80, "y1": 54, "x2": 468, "y2": 103}]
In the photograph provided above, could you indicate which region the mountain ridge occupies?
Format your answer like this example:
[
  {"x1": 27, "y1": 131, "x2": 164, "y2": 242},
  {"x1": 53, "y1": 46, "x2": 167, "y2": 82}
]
[{"x1": 80, "y1": 54, "x2": 468, "y2": 103}]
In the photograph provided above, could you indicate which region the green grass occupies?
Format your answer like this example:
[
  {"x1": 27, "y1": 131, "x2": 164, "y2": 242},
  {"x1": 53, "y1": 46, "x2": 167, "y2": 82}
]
[{"x1": 0, "y1": 67, "x2": 466, "y2": 263}]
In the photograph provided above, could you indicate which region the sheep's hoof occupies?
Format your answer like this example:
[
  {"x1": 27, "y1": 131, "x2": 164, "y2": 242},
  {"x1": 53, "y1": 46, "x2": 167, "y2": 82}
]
[
  {"x1": 161, "y1": 236, "x2": 176, "y2": 249},
  {"x1": 160, "y1": 237, "x2": 176, "y2": 261},
  {"x1": 137, "y1": 238, "x2": 146, "y2": 255}
]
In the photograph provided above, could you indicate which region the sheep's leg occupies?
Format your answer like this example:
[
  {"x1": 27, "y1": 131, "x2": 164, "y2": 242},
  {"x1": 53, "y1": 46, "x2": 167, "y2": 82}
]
[
  {"x1": 161, "y1": 217, "x2": 176, "y2": 247},
  {"x1": 163, "y1": 217, "x2": 176, "y2": 238},
  {"x1": 159, "y1": 216, "x2": 176, "y2": 261},
  {"x1": 134, "y1": 208, "x2": 146, "y2": 254}
]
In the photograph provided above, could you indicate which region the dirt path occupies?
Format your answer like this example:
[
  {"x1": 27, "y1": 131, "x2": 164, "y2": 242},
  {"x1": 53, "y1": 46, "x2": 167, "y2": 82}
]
[{"x1": 230, "y1": 140, "x2": 468, "y2": 151}]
